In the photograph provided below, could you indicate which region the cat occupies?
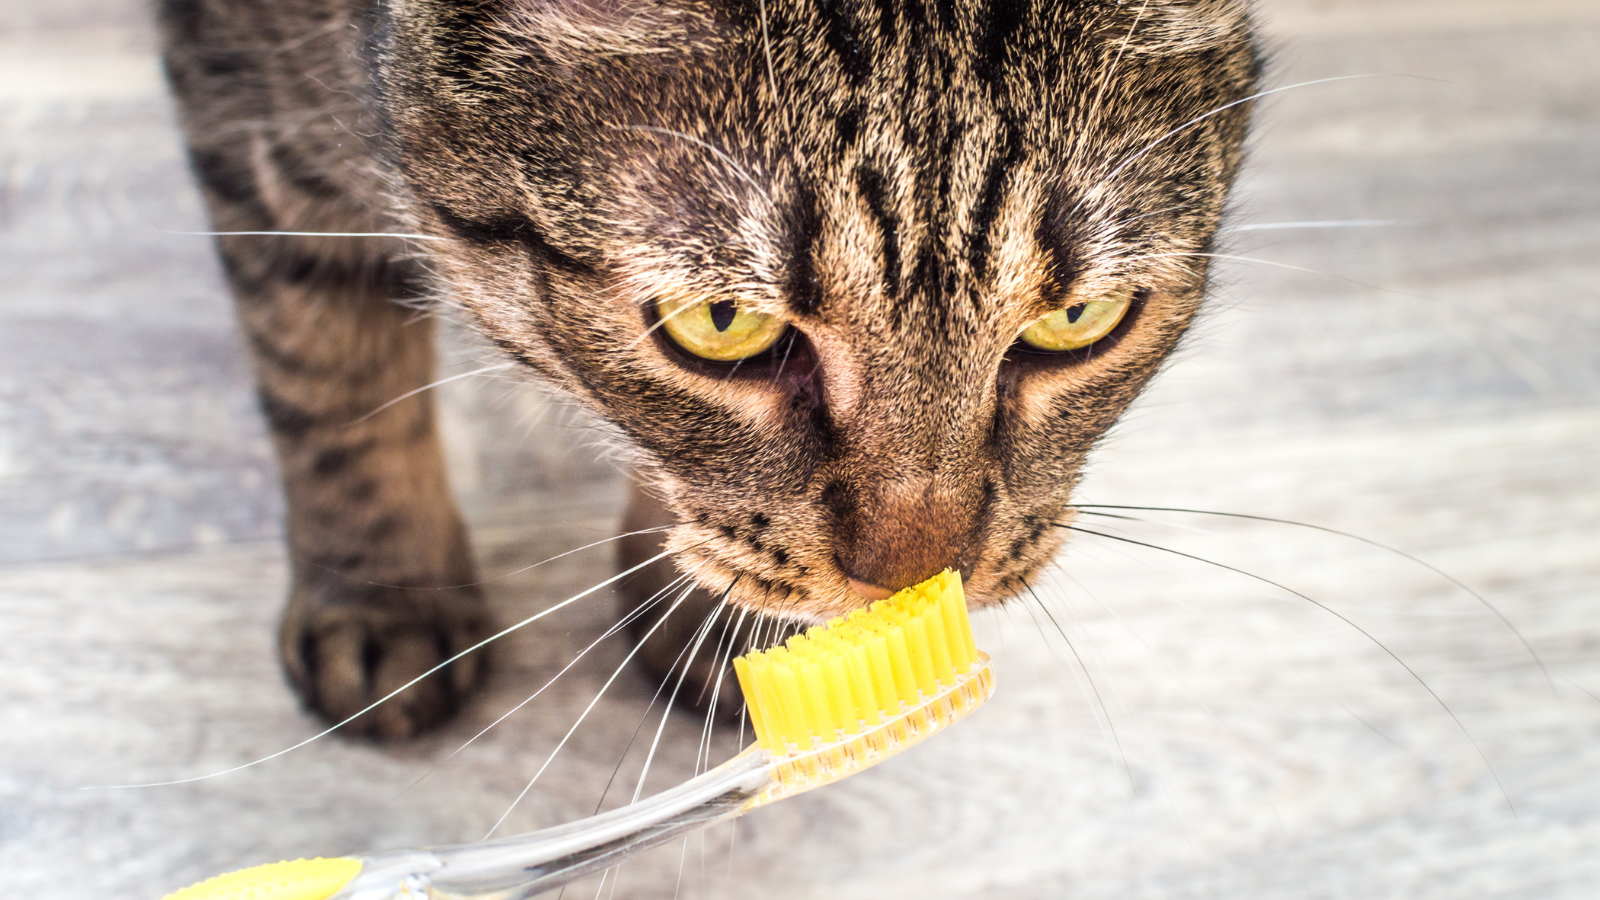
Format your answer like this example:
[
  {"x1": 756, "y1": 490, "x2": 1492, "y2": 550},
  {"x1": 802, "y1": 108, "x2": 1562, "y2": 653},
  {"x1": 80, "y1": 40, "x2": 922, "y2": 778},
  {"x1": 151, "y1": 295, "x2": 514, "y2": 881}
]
[{"x1": 157, "y1": 0, "x2": 1260, "y2": 740}]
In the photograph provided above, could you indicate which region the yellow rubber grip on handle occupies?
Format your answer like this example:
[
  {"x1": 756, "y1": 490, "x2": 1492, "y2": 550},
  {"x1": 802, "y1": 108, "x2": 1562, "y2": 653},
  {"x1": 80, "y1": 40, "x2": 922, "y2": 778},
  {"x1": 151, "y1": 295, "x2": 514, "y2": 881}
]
[{"x1": 160, "y1": 858, "x2": 363, "y2": 900}]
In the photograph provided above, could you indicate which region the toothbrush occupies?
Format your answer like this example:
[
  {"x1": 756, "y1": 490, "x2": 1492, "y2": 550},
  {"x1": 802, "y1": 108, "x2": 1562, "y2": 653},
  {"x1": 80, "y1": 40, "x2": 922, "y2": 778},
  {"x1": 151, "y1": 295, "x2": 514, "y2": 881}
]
[{"x1": 161, "y1": 570, "x2": 993, "y2": 900}]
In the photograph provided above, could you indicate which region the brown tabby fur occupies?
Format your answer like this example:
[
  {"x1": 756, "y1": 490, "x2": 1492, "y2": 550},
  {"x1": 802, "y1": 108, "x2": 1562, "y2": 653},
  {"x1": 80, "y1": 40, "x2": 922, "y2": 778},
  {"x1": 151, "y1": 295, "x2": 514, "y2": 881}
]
[{"x1": 159, "y1": 0, "x2": 1260, "y2": 738}]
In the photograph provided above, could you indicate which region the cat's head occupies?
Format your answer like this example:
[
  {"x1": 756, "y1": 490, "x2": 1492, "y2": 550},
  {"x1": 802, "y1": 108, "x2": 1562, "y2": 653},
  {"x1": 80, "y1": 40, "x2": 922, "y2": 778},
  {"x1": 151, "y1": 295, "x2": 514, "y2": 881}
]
[{"x1": 376, "y1": 0, "x2": 1260, "y2": 618}]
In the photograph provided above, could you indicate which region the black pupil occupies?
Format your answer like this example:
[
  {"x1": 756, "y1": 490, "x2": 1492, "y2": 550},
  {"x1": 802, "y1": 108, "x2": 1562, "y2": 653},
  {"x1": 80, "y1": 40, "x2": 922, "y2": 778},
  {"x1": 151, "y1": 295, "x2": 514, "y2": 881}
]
[
  {"x1": 709, "y1": 300, "x2": 738, "y2": 332},
  {"x1": 1065, "y1": 303, "x2": 1086, "y2": 324}
]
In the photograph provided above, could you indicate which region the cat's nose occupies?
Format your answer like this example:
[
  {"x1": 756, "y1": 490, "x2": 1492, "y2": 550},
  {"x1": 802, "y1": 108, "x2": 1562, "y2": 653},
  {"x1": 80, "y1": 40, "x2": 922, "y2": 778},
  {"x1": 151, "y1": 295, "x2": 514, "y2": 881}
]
[
  {"x1": 833, "y1": 477, "x2": 983, "y2": 600},
  {"x1": 846, "y1": 578, "x2": 897, "y2": 602}
]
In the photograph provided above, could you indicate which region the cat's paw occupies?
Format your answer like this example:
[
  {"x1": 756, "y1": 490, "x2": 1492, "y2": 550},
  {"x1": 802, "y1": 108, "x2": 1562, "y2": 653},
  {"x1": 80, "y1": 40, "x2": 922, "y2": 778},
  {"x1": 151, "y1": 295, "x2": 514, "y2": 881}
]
[{"x1": 278, "y1": 582, "x2": 492, "y2": 740}]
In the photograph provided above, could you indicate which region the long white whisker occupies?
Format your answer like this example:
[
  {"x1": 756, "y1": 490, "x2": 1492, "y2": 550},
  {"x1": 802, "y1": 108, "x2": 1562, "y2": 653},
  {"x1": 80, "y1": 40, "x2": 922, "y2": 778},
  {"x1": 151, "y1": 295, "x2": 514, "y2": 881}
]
[
  {"x1": 343, "y1": 526, "x2": 675, "y2": 592},
  {"x1": 589, "y1": 602, "x2": 723, "y2": 817},
  {"x1": 673, "y1": 836, "x2": 690, "y2": 900},
  {"x1": 157, "y1": 229, "x2": 452, "y2": 242},
  {"x1": 1229, "y1": 219, "x2": 1406, "y2": 232},
  {"x1": 1020, "y1": 579, "x2": 1132, "y2": 789},
  {"x1": 1046, "y1": 569, "x2": 1287, "y2": 832},
  {"x1": 348, "y1": 363, "x2": 515, "y2": 426},
  {"x1": 608, "y1": 125, "x2": 771, "y2": 206},
  {"x1": 1082, "y1": 75, "x2": 1392, "y2": 216},
  {"x1": 91, "y1": 546, "x2": 686, "y2": 789},
  {"x1": 1118, "y1": 250, "x2": 1442, "y2": 302},
  {"x1": 392, "y1": 572, "x2": 693, "y2": 801},
  {"x1": 1071, "y1": 503, "x2": 1554, "y2": 686},
  {"x1": 697, "y1": 608, "x2": 743, "y2": 774},
  {"x1": 485, "y1": 583, "x2": 698, "y2": 839},
  {"x1": 757, "y1": 0, "x2": 780, "y2": 115},
  {"x1": 1063, "y1": 524, "x2": 1518, "y2": 817},
  {"x1": 632, "y1": 596, "x2": 729, "y2": 804}
]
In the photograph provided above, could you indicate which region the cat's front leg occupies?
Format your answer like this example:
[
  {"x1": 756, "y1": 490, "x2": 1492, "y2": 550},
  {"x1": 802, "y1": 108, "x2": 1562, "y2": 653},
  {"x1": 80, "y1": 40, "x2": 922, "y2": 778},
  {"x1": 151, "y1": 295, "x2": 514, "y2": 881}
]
[
  {"x1": 225, "y1": 234, "x2": 491, "y2": 739},
  {"x1": 159, "y1": 0, "x2": 490, "y2": 739}
]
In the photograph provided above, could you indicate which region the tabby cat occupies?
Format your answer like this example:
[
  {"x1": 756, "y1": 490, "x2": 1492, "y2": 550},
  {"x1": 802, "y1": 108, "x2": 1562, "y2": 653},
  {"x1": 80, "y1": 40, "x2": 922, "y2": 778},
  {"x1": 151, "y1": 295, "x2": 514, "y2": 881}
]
[{"x1": 158, "y1": 0, "x2": 1260, "y2": 739}]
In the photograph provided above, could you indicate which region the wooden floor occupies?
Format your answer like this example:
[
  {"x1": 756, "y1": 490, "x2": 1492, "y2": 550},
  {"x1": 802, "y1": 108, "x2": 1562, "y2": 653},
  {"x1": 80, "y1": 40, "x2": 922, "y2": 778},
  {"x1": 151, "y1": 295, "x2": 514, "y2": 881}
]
[{"x1": 3, "y1": 1, "x2": 1599, "y2": 897}]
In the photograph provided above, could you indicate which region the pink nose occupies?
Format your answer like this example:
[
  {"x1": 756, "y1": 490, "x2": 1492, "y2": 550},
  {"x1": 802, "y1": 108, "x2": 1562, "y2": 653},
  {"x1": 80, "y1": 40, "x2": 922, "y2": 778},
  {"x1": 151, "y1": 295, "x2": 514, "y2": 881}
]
[{"x1": 847, "y1": 578, "x2": 897, "y2": 601}]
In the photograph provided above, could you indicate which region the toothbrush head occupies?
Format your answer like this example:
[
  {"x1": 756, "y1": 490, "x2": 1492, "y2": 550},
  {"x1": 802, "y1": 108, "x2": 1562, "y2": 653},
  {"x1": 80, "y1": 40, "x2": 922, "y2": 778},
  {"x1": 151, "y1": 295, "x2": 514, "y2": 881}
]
[
  {"x1": 732, "y1": 570, "x2": 993, "y2": 807},
  {"x1": 161, "y1": 858, "x2": 361, "y2": 900}
]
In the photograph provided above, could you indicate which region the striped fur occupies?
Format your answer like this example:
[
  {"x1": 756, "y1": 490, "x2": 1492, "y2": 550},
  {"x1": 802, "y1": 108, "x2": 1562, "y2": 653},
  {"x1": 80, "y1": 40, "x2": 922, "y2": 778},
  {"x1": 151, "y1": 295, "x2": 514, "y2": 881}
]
[{"x1": 161, "y1": 0, "x2": 1260, "y2": 736}]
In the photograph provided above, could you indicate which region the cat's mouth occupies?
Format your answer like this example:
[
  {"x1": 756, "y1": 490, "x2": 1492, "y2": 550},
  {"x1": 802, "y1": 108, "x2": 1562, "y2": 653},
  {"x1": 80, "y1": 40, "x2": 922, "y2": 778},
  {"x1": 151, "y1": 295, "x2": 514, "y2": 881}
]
[{"x1": 660, "y1": 503, "x2": 1069, "y2": 622}]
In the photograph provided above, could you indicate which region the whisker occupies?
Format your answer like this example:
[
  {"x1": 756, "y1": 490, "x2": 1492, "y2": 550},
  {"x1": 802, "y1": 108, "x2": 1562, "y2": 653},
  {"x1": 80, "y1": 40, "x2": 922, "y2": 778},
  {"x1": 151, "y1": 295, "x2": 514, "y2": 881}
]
[
  {"x1": 1074, "y1": 0, "x2": 1154, "y2": 171},
  {"x1": 589, "y1": 605, "x2": 715, "y2": 817},
  {"x1": 347, "y1": 363, "x2": 515, "y2": 426},
  {"x1": 625, "y1": 295, "x2": 702, "y2": 351},
  {"x1": 631, "y1": 589, "x2": 734, "y2": 804},
  {"x1": 1044, "y1": 570, "x2": 1287, "y2": 833},
  {"x1": 757, "y1": 0, "x2": 779, "y2": 114},
  {"x1": 155, "y1": 229, "x2": 451, "y2": 241},
  {"x1": 1073, "y1": 510, "x2": 1488, "y2": 621},
  {"x1": 1228, "y1": 219, "x2": 1407, "y2": 232},
  {"x1": 1039, "y1": 575, "x2": 1200, "y2": 848},
  {"x1": 1563, "y1": 677, "x2": 1600, "y2": 707},
  {"x1": 772, "y1": 332, "x2": 797, "y2": 383},
  {"x1": 1069, "y1": 504, "x2": 1554, "y2": 693},
  {"x1": 90, "y1": 545, "x2": 688, "y2": 789},
  {"x1": 486, "y1": 583, "x2": 699, "y2": 839},
  {"x1": 325, "y1": 525, "x2": 675, "y2": 591},
  {"x1": 1082, "y1": 74, "x2": 1398, "y2": 214},
  {"x1": 1117, "y1": 250, "x2": 1442, "y2": 302},
  {"x1": 697, "y1": 608, "x2": 747, "y2": 776},
  {"x1": 1059, "y1": 523, "x2": 1518, "y2": 816},
  {"x1": 673, "y1": 835, "x2": 690, "y2": 900},
  {"x1": 608, "y1": 125, "x2": 771, "y2": 206},
  {"x1": 388, "y1": 573, "x2": 692, "y2": 802},
  {"x1": 1021, "y1": 578, "x2": 1133, "y2": 790},
  {"x1": 606, "y1": 860, "x2": 624, "y2": 900}
]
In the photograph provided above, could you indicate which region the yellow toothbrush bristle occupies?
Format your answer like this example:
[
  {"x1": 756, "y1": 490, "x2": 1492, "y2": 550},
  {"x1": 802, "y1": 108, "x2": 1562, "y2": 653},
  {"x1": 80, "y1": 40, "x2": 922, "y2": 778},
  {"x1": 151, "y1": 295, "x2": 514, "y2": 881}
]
[
  {"x1": 732, "y1": 569, "x2": 992, "y2": 805},
  {"x1": 160, "y1": 858, "x2": 362, "y2": 900}
]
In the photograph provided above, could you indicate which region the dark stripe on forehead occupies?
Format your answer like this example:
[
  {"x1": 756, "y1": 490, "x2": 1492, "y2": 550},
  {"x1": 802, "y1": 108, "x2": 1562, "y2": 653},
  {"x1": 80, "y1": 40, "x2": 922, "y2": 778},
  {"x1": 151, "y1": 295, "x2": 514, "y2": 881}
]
[
  {"x1": 785, "y1": 181, "x2": 824, "y2": 314},
  {"x1": 432, "y1": 0, "x2": 512, "y2": 94},
  {"x1": 870, "y1": 0, "x2": 898, "y2": 45},
  {"x1": 967, "y1": 123, "x2": 1024, "y2": 286},
  {"x1": 1034, "y1": 191, "x2": 1082, "y2": 303},
  {"x1": 836, "y1": 108, "x2": 862, "y2": 147},
  {"x1": 854, "y1": 166, "x2": 902, "y2": 299},
  {"x1": 819, "y1": 0, "x2": 872, "y2": 85},
  {"x1": 976, "y1": 0, "x2": 1029, "y2": 87},
  {"x1": 908, "y1": 243, "x2": 956, "y2": 328}
]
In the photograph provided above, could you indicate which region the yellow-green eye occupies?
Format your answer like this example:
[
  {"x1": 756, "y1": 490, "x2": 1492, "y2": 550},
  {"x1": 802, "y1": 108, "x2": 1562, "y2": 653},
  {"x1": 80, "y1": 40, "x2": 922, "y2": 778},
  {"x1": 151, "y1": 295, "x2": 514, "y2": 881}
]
[
  {"x1": 1018, "y1": 290, "x2": 1133, "y2": 352},
  {"x1": 656, "y1": 297, "x2": 787, "y2": 362}
]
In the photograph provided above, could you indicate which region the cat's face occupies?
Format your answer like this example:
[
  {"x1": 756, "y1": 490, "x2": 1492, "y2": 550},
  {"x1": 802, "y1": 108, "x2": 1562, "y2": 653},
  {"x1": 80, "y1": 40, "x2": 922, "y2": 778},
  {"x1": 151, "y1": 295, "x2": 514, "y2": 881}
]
[{"x1": 377, "y1": 0, "x2": 1259, "y2": 619}]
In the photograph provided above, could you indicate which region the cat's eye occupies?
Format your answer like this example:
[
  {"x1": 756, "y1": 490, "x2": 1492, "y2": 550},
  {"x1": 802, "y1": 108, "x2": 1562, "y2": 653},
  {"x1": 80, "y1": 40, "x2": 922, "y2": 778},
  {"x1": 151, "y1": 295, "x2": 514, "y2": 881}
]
[
  {"x1": 1018, "y1": 290, "x2": 1134, "y2": 352},
  {"x1": 656, "y1": 297, "x2": 787, "y2": 362}
]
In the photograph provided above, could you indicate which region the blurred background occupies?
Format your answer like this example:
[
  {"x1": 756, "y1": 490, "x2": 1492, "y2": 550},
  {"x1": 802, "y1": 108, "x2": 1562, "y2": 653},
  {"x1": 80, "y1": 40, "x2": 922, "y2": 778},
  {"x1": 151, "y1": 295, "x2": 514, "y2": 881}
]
[{"x1": 2, "y1": 0, "x2": 1598, "y2": 897}]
